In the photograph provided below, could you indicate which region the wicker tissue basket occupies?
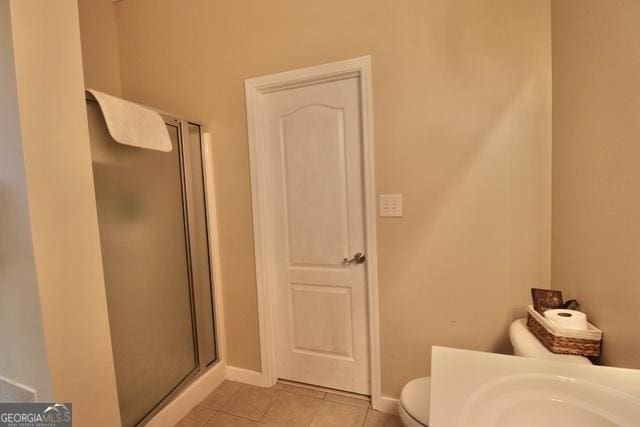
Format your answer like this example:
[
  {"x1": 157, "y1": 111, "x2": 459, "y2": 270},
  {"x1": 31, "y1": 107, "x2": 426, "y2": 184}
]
[{"x1": 526, "y1": 305, "x2": 602, "y2": 357}]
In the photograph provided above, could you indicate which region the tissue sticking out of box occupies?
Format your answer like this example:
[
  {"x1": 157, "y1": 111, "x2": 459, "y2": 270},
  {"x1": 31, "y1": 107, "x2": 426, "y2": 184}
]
[{"x1": 544, "y1": 309, "x2": 588, "y2": 331}]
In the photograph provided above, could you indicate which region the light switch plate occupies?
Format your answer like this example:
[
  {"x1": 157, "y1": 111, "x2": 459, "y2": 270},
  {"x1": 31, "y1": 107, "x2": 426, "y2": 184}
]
[{"x1": 379, "y1": 194, "x2": 402, "y2": 217}]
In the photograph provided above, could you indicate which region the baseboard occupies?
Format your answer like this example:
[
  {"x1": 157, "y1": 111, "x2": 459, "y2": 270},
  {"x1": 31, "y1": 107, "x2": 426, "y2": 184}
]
[
  {"x1": 225, "y1": 366, "x2": 268, "y2": 387},
  {"x1": 373, "y1": 395, "x2": 399, "y2": 415},
  {"x1": 146, "y1": 361, "x2": 226, "y2": 427}
]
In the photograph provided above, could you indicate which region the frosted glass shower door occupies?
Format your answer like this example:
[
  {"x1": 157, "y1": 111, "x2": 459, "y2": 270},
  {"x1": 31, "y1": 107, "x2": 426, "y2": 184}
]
[{"x1": 87, "y1": 102, "x2": 197, "y2": 426}]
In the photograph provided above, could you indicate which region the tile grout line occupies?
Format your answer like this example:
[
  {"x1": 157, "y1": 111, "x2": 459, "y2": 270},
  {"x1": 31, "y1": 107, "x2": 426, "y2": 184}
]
[
  {"x1": 199, "y1": 381, "x2": 382, "y2": 426},
  {"x1": 207, "y1": 382, "x2": 248, "y2": 425},
  {"x1": 279, "y1": 379, "x2": 370, "y2": 401},
  {"x1": 264, "y1": 384, "x2": 327, "y2": 426},
  {"x1": 306, "y1": 393, "x2": 326, "y2": 427},
  {"x1": 256, "y1": 383, "x2": 286, "y2": 424},
  {"x1": 360, "y1": 406, "x2": 370, "y2": 427}
]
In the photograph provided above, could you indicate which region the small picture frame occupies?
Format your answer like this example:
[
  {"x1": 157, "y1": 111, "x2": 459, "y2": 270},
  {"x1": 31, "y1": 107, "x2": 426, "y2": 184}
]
[{"x1": 531, "y1": 288, "x2": 563, "y2": 314}]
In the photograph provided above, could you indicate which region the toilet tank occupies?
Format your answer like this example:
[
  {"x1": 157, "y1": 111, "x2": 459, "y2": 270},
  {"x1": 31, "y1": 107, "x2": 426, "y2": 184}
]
[{"x1": 509, "y1": 319, "x2": 592, "y2": 365}]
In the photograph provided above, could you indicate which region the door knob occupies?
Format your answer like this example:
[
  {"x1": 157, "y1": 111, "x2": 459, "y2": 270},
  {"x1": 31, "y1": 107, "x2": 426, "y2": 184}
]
[{"x1": 343, "y1": 252, "x2": 366, "y2": 265}]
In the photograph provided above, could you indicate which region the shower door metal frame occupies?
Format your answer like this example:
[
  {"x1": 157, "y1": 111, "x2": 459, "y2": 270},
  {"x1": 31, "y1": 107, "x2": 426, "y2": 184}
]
[
  {"x1": 143, "y1": 115, "x2": 219, "y2": 426},
  {"x1": 86, "y1": 95, "x2": 220, "y2": 426},
  {"x1": 178, "y1": 119, "x2": 219, "y2": 371}
]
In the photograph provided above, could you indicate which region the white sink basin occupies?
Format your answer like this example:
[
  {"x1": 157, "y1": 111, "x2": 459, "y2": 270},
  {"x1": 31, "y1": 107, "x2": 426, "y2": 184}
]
[{"x1": 430, "y1": 347, "x2": 640, "y2": 427}]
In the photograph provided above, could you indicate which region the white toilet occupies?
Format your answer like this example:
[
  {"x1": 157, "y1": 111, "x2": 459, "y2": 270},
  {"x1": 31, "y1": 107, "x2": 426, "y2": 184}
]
[
  {"x1": 398, "y1": 376, "x2": 431, "y2": 427},
  {"x1": 397, "y1": 318, "x2": 592, "y2": 426}
]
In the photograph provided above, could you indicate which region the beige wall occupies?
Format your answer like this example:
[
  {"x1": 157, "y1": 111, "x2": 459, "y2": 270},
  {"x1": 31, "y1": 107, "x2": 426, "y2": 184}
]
[
  {"x1": 551, "y1": 1, "x2": 640, "y2": 369},
  {"x1": 78, "y1": 0, "x2": 122, "y2": 96},
  {"x1": 78, "y1": 0, "x2": 552, "y2": 398},
  {"x1": 0, "y1": 0, "x2": 52, "y2": 401},
  {"x1": 9, "y1": 0, "x2": 121, "y2": 424}
]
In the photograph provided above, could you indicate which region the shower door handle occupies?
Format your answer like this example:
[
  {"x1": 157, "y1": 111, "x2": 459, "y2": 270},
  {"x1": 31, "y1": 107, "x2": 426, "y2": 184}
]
[{"x1": 342, "y1": 252, "x2": 366, "y2": 265}]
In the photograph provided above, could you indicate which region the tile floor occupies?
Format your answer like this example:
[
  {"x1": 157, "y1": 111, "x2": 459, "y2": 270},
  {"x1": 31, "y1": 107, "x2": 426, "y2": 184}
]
[{"x1": 176, "y1": 380, "x2": 403, "y2": 426}]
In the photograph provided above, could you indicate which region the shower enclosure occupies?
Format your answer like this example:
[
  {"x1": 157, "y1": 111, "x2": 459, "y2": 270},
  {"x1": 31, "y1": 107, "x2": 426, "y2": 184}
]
[{"x1": 85, "y1": 95, "x2": 217, "y2": 426}]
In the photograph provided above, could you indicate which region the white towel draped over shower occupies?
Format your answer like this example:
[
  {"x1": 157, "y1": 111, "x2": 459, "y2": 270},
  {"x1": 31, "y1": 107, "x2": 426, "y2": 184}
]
[{"x1": 86, "y1": 89, "x2": 172, "y2": 152}]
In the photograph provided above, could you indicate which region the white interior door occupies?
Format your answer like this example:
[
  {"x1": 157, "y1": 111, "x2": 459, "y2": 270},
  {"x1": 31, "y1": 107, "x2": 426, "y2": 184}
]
[{"x1": 261, "y1": 74, "x2": 371, "y2": 394}]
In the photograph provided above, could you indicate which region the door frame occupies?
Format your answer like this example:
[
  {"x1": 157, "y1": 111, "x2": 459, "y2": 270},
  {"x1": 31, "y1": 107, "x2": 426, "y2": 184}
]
[{"x1": 245, "y1": 56, "x2": 382, "y2": 408}]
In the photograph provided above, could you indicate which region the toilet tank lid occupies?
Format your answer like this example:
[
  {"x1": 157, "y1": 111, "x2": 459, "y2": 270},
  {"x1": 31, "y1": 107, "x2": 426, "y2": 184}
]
[{"x1": 510, "y1": 318, "x2": 592, "y2": 365}]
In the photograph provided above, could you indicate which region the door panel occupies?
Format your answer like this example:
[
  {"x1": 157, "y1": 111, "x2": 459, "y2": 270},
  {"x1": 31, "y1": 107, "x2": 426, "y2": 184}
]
[
  {"x1": 263, "y1": 76, "x2": 370, "y2": 394},
  {"x1": 290, "y1": 283, "x2": 354, "y2": 358},
  {"x1": 281, "y1": 105, "x2": 349, "y2": 266}
]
